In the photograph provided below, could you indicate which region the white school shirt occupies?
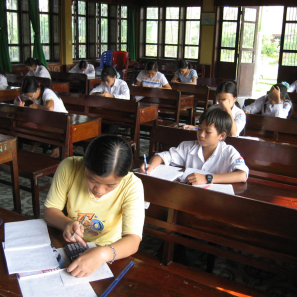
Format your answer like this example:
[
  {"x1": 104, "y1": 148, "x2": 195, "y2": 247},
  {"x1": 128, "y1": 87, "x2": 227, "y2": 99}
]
[
  {"x1": 231, "y1": 104, "x2": 246, "y2": 136},
  {"x1": 69, "y1": 63, "x2": 95, "y2": 78},
  {"x1": 244, "y1": 95, "x2": 292, "y2": 119},
  {"x1": 33, "y1": 88, "x2": 68, "y2": 113},
  {"x1": 174, "y1": 69, "x2": 198, "y2": 84},
  {"x1": 288, "y1": 80, "x2": 297, "y2": 93},
  {"x1": 136, "y1": 70, "x2": 169, "y2": 88},
  {"x1": 156, "y1": 140, "x2": 249, "y2": 178},
  {"x1": 89, "y1": 78, "x2": 130, "y2": 99},
  {"x1": 0, "y1": 75, "x2": 8, "y2": 87},
  {"x1": 26, "y1": 65, "x2": 51, "y2": 79}
]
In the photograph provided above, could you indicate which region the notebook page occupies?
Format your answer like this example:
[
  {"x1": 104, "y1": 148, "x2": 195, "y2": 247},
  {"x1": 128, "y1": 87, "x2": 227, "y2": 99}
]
[
  {"x1": 18, "y1": 273, "x2": 97, "y2": 297},
  {"x1": 5, "y1": 219, "x2": 50, "y2": 250},
  {"x1": 194, "y1": 184, "x2": 235, "y2": 195},
  {"x1": 181, "y1": 168, "x2": 212, "y2": 182},
  {"x1": 139, "y1": 164, "x2": 183, "y2": 181},
  {"x1": 4, "y1": 244, "x2": 59, "y2": 274}
]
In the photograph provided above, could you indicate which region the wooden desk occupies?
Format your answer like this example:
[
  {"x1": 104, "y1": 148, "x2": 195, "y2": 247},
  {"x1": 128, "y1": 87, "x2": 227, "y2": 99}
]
[
  {"x1": 139, "y1": 103, "x2": 158, "y2": 124},
  {"x1": 88, "y1": 78, "x2": 102, "y2": 94},
  {"x1": 0, "y1": 135, "x2": 21, "y2": 213},
  {"x1": 51, "y1": 81, "x2": 70, "y2": 92},
  {"x1": 0, "y1": 207, "x2": 234, "y2": 297},
  {"x1": 69, "y1": 114, "x2": 101, "y2": 156},
  {"x1": 7, "y1": 74, "x2": 51, "y2": 88},
  {"x1": 0, "y1": 87, "x2": 21, "y2": 102}
]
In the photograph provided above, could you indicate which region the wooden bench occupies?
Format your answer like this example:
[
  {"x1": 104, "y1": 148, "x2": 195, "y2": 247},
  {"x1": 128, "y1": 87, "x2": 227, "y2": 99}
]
[
  {"x1": 130, "y1": 86, "x2": 191, "y2": 127},
  {"x1": 244, "y1": 113, "x2": 297, "y2": 144},
  {"x1": 0, "y1": 87, "x2": 21, "y2": 102},
  {"x1": 170, "y1": 83, "x2": 210, "y2": 124},
  {"x1": 0, "y1": 104, "x2": 70, "y2": 218},
  {"x1": 148, "y1": 125, "x2": 297, "y2": 185},
  {"x1": 50, "y1": 71, "x2": 88, "y2": 94},
  {"x1": 56, "y1": 92, "x2": 141, "y2": 160},
  {"x1": 135, "y1": 172, "x2": 297, "y2": 294}
]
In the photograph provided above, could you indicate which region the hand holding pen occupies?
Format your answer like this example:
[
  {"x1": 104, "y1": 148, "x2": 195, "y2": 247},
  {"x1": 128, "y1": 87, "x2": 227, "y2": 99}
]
[{"x1": 63, "y1": 215, "x2": 88, "y2": 247}]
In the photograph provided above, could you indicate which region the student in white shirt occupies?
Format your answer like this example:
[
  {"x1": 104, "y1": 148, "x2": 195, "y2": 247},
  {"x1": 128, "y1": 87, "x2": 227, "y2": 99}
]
[
  {"x1": 14, "y1": 77, "x2": 68, "y2": 157},
  {"x1": 69, "y1": 60, "x2": 95, "y2": 78},
  {"x1": 288, "y1": 80, "x2": 297, "y2": 93},
  {"x1": 244, "y1": 83, "x2": 292, "y2": 119},
  {"x1": 171, "y1": 59, "x2": 198, "y2": 85},
  {"x1": 0, "y1": 72, "x2": 8, "y2": 89},
  {"x1": 89, "y1": 65, "x2": 130, "y2": 99},
  {"x1": 140, "y1": 107, "x2": 249, "y2": 185},
  {"x1": 25, "y1": 57, "x2": 51, "y2": 79},
  {"x1": 184, "y1": 81, "x2": 246, "y2": 136},
  {"x1": 134, "y1": 61, "x2": 171, "y2": 89}
]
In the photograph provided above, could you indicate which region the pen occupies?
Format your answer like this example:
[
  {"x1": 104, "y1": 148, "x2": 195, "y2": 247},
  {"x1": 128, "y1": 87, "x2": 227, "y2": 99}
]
[
  {"x1": 203, "y1": 185, "x2": 211, "y2": 189},
  {"x1": 18, "y1": 96, "x2": 22, "y2": 102},
  {"x1": 144, "y1": 154, "x2": 148, "y2": 172},
  {"x1": 101, "y1": 261, "x2": 134, "y2": 297},
  {"x1": 71, "y1": 214, "x2": 88, "y2": 240}
]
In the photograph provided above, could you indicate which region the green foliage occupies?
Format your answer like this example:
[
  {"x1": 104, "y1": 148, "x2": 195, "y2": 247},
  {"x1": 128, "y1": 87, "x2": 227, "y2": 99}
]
[{"x1": 261, "y1": 35, "x2": 280, "y2": 58}]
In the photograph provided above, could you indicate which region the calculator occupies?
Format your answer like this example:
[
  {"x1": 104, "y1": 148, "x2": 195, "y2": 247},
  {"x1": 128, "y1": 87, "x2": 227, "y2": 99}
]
[{"x1": 64, "y1": 242, "x2": 89, "y2": 262}]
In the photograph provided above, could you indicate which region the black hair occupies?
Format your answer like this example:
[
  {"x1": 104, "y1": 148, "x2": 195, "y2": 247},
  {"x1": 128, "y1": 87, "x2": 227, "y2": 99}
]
[
  {"x1": 177, "y1": 59, "x2": 192, "y2": 69},
  {"x1": 78, "y1": 60, "x2": 87, "y2": 70},
  {"x1": 199, "y1": 106, "x2": 232, "y2": 139},
  {"x1": 84, "y1": 135, "x2": 133, "y2": 177},
  {"x1": 264, "y1": 83, "x2": 291, "y2": 113},
  {"x1": 145, "y1": 61, "x2": 158, "y2": 71},
  {"x1": 21, "y1": 77, "x2": 45, "y2": 103},
  {"x1": 216, "y1": 81, "x2": 237, "y2": 98},
  {"x1": 101, "y1": 65, "x2": 117, "y2": 82},
  {"x1": 24, "y1": 57, "x2": 46, "y2": 68}
]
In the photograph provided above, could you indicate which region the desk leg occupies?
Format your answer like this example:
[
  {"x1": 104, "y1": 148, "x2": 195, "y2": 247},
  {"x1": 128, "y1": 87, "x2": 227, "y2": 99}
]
[{"x1": 10, "y1": 151, "x2": 21, "y2": 214}]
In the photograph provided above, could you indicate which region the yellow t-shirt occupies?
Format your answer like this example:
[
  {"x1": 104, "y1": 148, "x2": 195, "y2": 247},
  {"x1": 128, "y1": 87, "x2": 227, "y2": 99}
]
[{"x1": 44, "y1": 157, "x2": 145, "y2": 246}]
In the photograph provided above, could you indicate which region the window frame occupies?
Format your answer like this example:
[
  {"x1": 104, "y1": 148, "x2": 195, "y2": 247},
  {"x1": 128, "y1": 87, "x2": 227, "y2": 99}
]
[
  {"x1": 5, "y1": 0, "x2": 60, "y2": 63},
  {"x1": 117, "y1": 5, "x2": 128, "y2": 51},
  {"x1": 143, "y1": 6, "x2": 201, "y2": 60}
]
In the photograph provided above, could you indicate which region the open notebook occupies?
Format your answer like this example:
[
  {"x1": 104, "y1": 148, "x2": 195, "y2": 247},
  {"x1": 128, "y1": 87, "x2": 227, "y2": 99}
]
[{"x1": 137, "y1": 164, "x2": 184, "y2": 181}]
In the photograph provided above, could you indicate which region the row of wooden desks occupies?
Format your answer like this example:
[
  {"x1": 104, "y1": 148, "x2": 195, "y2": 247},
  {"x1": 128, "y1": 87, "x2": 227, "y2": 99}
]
[{"x1": 0, "y1": 207, "x2": 233, "y2": 297}]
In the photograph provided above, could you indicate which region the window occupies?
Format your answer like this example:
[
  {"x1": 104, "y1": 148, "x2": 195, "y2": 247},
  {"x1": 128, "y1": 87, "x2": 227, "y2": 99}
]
[
  {"x1": 220, "y1": 7, "x2": 239, "y2": 62},
  {"x1": 6, "y1": 0, "x2": 60, "y2": 63},
  {"x1": 144, "y1": 6, "x2": 201, "y2": 60},
  {"x1": 96, "y1": 3, "x2": 108, "y2": 56},
  {"x1": 72, "y1": 1, "x2": 86, "y2": 59},
  {"x1": 145, "y1": 7, "x2": 159, "y2": 57},
  {"x1": 118, "y1": 6, "x2": 127, "y2": 51},
  {"x1": 282, "y1": 7, "x2": 297, "y2": 66},
  {"x1": 184, "y1": 7, "x2": 201, "y2": 59}
]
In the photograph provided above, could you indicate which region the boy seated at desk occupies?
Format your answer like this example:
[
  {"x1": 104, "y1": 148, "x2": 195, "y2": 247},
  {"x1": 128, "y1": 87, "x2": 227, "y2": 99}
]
[{"x1": 140, "y1": 107, "x2": 249, "y2": 184}]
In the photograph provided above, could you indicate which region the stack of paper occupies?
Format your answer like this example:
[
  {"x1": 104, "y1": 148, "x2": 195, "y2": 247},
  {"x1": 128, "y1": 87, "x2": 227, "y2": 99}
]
[
  {"x1": 4, "y1": 219, "x2": 59, "y2": 274},
  {"x1": 2, "y1": 219, "x2": 114, "y2": 297}
]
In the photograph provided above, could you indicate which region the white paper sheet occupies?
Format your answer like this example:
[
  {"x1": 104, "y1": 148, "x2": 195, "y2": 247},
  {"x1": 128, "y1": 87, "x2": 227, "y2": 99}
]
[
  {"x1": 60, "y1": 262, "x2": 113, "y2": 286},
  {"x1": 4, "y1": 244, "x2": 59, "y2": 274},
  {"x1": 193, "y1": 184, "x2": 235, "y2": 195},
  {"x1": 5, "y1": 219, "x2": 50, "y2": 250},
  {"x1": 237, "y1": 136, "x2": 261, "y2": 141},
  {"x1": 138, "y1": 164, "x2": 183, "y2": 181},
  {"x1": 181, "y1": 168, "x2": 212, "y2": 181},
  {"x1": 18, "y1": 273, "x2": 97, "y2": 297}
]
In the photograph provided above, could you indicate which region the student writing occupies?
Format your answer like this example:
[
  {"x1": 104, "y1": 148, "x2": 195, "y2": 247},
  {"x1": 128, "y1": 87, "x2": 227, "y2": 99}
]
[
  {"x1": 244, "y1": 83, "x2": 292, "y2": 119},
  {"x1": 69, "y1": 60, "x2": 95, "y2": 78},
  {"x1": 25, "y1": 57, "x2": 51, "y2": 79},
  {"x1": 141, "y1": 107, "x2": 249, "y2": 185},
  {"x1": 184, "y1": 81, "x2": 246, "y2": 137},
  {"x1": 44, "y1": 135, "x2": 145, "y2": 277},
  {"x1": 171, "y1": 59, "x2": 198, "y2": 85},
  {"x1": 134, "y1": 61, "x2": 171, "y2": 89},
  {"x1": 90, "y1": 65, "x2": 130, "y2": 99}
]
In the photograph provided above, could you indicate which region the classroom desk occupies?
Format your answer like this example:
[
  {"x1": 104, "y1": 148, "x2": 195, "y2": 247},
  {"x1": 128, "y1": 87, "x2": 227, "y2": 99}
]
[
  {"x1": 7, "y1": 74, "x2": 51, "y2": 88},
  {"x1": 139, "y1": 103, "x2": 158, "y2": 124},
  {"x1": 0, "y1": 135, "x2": 21, "y2": 213},
  {"x1": 51, "y1": 81, "x2": 70, "y2": 92},
  {"x1": 69, "y1": 114, "x2": 101, "y2": 156},
  {"x1": 88, "y1": 78, "x2": 102, "y2": 94},
  {"x1": 0, "y1": 87, "x2": 21, "y2": 102},
  {"x1": 0, "y1": 207, "x2": 232, "y2": 297}
]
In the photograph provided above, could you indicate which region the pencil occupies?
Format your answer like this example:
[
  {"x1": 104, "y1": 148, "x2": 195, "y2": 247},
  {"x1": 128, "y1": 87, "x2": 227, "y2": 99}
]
[
  {"x1": 71, "y1": 214, "x2": 88, "y2": 240},
  {"x1": 101, "y1": 261, "x2": 134, "y2": 297}
]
